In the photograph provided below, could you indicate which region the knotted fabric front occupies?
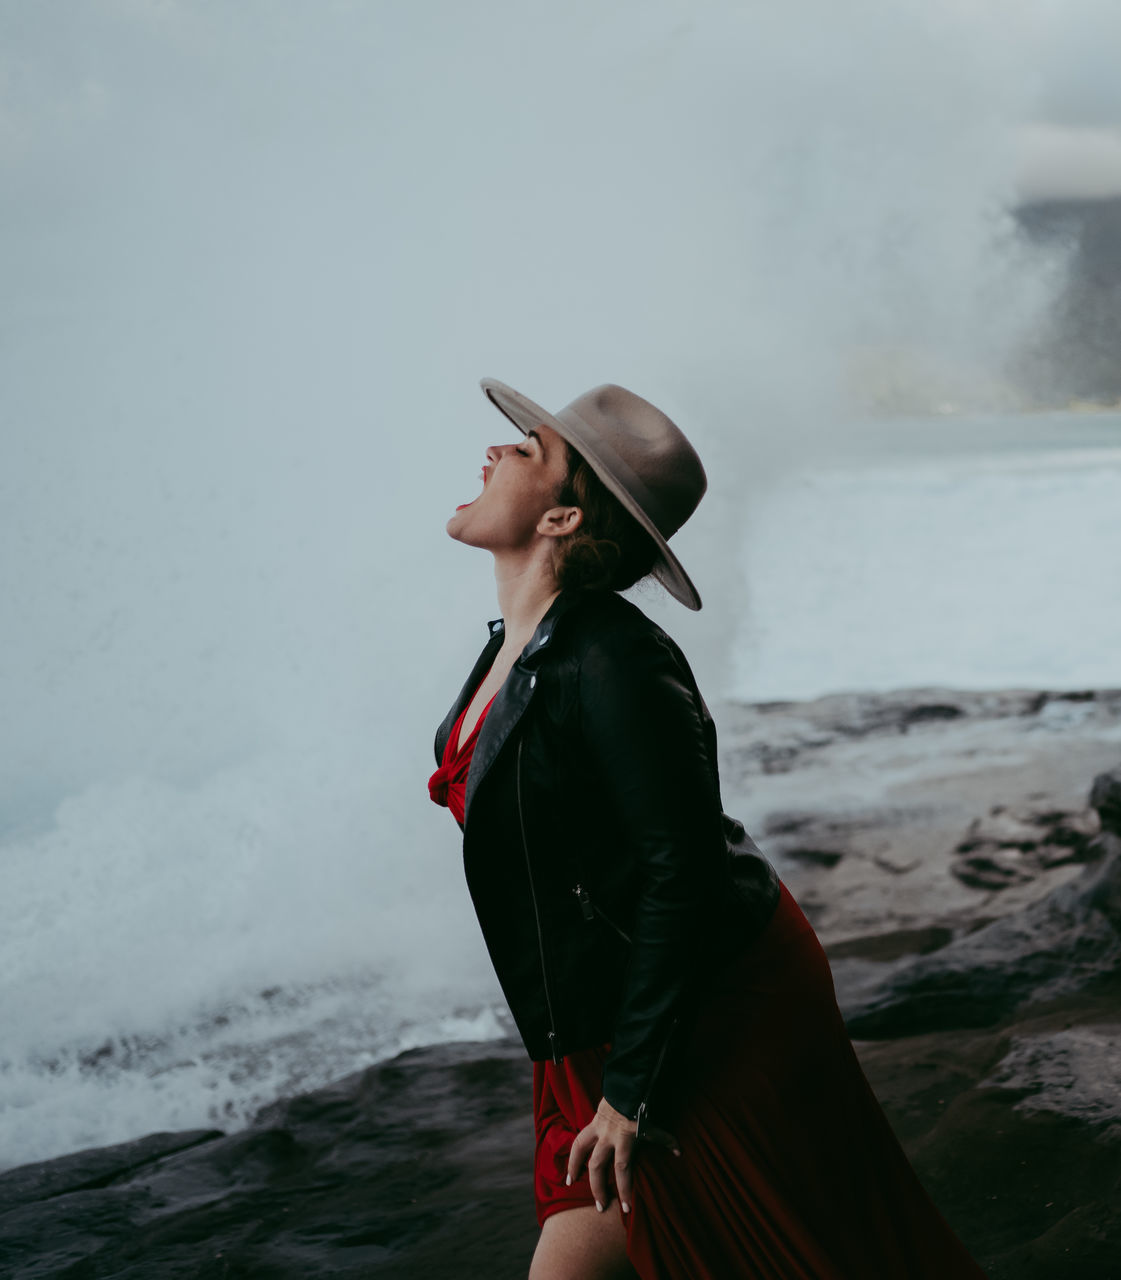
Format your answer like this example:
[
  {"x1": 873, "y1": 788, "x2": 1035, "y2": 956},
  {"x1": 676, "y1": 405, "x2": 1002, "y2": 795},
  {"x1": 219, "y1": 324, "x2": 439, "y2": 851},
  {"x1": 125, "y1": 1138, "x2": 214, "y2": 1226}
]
[{"x1": 428, "y1": 682, "x2": 496, "y2": 826}]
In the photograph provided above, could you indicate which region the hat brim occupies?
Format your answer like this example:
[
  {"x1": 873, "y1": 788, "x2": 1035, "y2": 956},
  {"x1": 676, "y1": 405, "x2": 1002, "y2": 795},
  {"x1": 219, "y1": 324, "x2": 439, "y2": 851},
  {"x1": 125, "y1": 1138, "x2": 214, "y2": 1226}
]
[{"x1": 480, "y1": 377, "x2": 702, "y2": 611}]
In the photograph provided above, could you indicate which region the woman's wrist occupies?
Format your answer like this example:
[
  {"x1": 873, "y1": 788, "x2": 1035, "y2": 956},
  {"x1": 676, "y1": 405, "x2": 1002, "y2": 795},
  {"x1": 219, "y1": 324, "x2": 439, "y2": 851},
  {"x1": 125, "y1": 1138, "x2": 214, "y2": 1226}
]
[{"x1": 597, "y1": 1095, "x2": 636, "y2": 1128}]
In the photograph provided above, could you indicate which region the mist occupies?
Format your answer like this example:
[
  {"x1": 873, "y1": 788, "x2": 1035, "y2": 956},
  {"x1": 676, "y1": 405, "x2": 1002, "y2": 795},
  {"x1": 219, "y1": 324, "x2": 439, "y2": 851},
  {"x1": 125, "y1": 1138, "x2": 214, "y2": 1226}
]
[{"x1": 2, "y1": 0, "x2": 1115, "y2": 1164}]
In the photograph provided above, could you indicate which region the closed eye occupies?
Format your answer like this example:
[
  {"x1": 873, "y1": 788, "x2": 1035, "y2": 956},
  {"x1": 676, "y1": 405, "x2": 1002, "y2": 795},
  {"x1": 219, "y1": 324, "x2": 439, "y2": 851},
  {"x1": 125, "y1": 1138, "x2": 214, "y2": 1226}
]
[{"x1": 517, "y1": 430, "x2": 542, "y2": 458}]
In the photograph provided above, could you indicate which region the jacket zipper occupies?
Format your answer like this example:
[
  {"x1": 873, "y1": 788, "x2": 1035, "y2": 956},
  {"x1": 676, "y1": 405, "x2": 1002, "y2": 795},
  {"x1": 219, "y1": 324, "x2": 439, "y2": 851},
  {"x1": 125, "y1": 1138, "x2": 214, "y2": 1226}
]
[
  {"x1": 573, "y1": 883, "x2": 632, "y2": 944},
  {"x1": 516, "y1": 738, "x2": 562, "y2": 1064},
  {"x1": 635, "y1": 1016, "x2": 679, "y2": 1139}
]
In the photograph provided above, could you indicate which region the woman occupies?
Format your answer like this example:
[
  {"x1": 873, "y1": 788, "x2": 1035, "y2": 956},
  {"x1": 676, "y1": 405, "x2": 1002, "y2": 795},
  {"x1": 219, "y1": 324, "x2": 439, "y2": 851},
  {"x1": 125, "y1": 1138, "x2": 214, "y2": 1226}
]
[{"x1": 430, "y1": 379, "x2": 987, "y2": 1279}]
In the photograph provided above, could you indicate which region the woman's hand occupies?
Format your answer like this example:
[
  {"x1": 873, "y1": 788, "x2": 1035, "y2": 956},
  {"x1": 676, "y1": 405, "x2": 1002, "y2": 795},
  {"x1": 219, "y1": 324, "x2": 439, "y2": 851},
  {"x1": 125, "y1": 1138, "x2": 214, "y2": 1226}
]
[{"x1": 566, "y1": 1096, "x2": 639, "y2": 1214}]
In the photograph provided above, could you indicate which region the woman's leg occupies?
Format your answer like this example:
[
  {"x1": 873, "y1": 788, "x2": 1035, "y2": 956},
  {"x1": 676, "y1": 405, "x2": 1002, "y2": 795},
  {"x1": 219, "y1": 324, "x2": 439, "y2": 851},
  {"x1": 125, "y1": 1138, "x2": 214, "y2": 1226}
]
[{"x1": 529, "y1": 1204, "x2": 636, "y2": 1280}]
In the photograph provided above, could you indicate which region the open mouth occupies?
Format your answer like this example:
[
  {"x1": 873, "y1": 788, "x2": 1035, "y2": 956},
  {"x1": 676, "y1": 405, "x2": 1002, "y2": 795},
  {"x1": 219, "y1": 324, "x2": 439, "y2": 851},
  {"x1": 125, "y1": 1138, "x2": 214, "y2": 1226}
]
[{"x1": 455, "y1": 465, "x2": 489, "y2": 511}]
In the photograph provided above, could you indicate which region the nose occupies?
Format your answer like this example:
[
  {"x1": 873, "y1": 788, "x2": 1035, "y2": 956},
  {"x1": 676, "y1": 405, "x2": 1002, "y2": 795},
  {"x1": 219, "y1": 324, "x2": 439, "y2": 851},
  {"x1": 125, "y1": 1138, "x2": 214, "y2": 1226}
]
[{"x1": 485, "y1": 441, "x2": 517, "y2": 463}]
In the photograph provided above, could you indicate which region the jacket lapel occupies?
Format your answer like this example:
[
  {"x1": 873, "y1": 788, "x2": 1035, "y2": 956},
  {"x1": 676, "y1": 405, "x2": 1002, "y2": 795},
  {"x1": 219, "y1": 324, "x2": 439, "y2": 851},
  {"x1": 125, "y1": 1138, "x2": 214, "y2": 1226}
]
[
  {"x1": 434, "y1": 620, "x2": 506, "y2": 764},
  {"x1": 463, "y1": 660, "x2": 534, "y2": 823},
  {"x1": 462, "y1": 589, "x2": 587, "y2": 824}
]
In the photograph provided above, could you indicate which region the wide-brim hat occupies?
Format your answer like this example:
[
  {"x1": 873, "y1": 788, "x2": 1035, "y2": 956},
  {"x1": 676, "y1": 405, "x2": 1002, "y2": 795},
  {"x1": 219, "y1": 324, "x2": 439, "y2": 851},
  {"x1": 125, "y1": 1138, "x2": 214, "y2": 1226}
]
[{"x1": 481, "y1": 378, "x2": 706, "y2": 610}]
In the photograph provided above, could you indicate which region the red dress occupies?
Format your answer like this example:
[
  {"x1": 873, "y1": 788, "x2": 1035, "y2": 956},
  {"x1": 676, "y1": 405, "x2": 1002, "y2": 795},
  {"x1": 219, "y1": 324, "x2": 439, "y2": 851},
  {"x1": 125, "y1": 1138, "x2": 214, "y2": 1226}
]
[
  {"x1": 427, "y1": 683, "x2": 498, "y2": 827},
  {"x1": 430, "y1": 688, "x2": 987, "y2": 1279}
]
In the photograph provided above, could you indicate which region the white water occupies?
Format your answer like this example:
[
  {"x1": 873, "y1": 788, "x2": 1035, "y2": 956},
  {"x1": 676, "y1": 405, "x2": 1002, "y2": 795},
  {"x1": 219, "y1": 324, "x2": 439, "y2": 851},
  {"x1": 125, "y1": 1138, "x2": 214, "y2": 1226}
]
[
  {"x1": 4, "y1": 1, "x2": 1120, "y2": 1170},
  {"x1": 732, "y1": 418, "x2": 1121, "y2": 699}
]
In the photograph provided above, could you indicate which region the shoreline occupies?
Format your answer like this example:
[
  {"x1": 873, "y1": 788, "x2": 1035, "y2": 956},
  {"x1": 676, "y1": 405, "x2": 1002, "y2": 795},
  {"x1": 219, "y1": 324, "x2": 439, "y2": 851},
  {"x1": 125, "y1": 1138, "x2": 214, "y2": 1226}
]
[{"x1": 3, "y1": 683, "x2": 1120, "y2": 1277}]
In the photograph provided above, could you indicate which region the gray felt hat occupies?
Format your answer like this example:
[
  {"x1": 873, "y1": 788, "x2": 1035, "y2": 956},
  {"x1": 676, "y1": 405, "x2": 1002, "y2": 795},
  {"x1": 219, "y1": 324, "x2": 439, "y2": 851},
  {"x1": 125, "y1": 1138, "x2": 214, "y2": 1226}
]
[{"x1": 481, "y1": 378, "x2": 707, "y2": 610}]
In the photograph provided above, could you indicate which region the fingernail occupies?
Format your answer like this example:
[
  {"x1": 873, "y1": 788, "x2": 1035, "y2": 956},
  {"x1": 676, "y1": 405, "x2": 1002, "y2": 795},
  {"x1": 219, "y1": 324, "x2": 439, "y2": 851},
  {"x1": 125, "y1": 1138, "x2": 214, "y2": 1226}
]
[
  {"x1": 565, "y1": 1175, "x2": 571, "y2": 1186},
  {"x1": 622, "y1": 1201, "x2": 631, "y2": 1214},
  {"x1": 595, "y1": 1200, "x2": 604, "y2": 1213}
]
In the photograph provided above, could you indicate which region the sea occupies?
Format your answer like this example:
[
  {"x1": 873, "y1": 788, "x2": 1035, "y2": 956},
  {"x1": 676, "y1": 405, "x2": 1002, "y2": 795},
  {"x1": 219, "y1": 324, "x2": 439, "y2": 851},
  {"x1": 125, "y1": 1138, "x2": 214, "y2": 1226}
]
[{"x1": 3, "y1": 410, "x2": 1120, "y2": 1173}]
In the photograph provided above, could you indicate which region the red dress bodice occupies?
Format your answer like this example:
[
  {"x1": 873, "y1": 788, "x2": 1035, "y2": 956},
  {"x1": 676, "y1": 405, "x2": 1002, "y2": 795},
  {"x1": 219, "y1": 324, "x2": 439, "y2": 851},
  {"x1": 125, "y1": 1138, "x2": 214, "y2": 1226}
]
[{"x1": 428, "y1": 683, "x2": 497, "y2": 827}]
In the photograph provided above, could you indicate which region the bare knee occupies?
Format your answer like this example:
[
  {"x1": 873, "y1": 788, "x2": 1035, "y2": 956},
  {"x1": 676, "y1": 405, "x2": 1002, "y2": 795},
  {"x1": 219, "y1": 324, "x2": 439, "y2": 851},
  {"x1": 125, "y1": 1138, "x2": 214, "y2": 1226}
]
[{"x1": 529, "y1": 1204, "x2": 635, "y2": 1280}]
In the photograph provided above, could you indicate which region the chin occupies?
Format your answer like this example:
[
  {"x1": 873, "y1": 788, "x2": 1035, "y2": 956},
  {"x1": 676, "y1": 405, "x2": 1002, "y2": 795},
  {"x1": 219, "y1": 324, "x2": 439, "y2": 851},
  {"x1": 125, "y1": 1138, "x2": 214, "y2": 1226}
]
[{"x1": 446, "y1": 508, "x2": 478, "y2": 544}]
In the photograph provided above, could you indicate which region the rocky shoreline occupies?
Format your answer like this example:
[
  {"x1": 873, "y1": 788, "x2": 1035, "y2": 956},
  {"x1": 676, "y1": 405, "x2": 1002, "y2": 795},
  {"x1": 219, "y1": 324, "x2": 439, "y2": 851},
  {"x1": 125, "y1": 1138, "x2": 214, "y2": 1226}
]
[{"x1": 3, "y1": 686, "x2": 1120, "y2": 1278}]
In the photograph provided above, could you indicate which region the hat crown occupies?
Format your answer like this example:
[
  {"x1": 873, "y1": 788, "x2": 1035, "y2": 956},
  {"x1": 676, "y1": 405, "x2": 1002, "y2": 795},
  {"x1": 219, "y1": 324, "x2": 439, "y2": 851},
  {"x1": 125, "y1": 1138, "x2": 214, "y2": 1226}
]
[{"x1": 556, "y1": 384, "x2": 706, "y2": 539}]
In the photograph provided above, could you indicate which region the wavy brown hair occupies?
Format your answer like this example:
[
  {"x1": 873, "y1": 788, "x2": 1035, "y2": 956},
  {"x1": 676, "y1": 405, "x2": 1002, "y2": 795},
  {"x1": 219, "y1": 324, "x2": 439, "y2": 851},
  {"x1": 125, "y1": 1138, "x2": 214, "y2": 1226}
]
[{"x1": 551, "y1": 441, "x2": 660, "y2": 593}]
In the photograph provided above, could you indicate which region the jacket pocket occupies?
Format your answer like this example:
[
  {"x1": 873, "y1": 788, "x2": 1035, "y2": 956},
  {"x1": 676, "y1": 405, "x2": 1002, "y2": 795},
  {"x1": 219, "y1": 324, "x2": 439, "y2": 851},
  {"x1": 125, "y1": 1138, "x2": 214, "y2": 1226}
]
[{"x1": 573, "y1": 883, "x2": 632, "y2": 945}]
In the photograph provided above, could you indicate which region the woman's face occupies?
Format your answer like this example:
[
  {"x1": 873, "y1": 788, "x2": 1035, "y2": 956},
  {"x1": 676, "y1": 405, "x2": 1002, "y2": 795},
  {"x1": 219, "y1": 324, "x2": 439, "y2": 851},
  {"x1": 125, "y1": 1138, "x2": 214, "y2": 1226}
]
[{"x1": 446, "y1": 422, "x2": 574, "y2": 554}]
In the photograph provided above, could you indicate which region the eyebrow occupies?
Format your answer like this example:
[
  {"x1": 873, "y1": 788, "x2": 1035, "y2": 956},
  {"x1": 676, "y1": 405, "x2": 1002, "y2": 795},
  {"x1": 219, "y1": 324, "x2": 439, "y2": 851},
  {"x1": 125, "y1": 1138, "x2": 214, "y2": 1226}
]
[{"x1": 525, "y1": 428, "x2": 545, "y2": 457}]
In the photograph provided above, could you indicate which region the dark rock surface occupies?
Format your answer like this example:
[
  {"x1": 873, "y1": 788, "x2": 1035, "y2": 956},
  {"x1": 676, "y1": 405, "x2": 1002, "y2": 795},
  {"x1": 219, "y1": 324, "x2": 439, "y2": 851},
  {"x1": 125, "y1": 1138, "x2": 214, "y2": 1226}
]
[
  {"x1": 3, "y1": 1019, "x2": 1120, "y2": 1279},
  {"x1": 4, "y1": 711, "x2": 1121, "y2": 1277},
  {"x1": 1091, "y1": 766, "x2": 1121, "y2": 831},
  {"x1": 723, "y1": 683, "x2": 1121, "y2": 947},
  {"x1": 840, "y1": 845, "x2": 1121, "y2": 1037},
  {"x1": 951, "y1": 802, "x2": 1102, "y2": 889},
  {"x1": 839, "y1": 766, "x2": 1121, "y2": 1038},
  {"x1": 720, "y1": 686, "x2": 1121, "y2": 781},
  {"x1": 0, "y1": 1043, "x2": 540, "y2": 1280}
]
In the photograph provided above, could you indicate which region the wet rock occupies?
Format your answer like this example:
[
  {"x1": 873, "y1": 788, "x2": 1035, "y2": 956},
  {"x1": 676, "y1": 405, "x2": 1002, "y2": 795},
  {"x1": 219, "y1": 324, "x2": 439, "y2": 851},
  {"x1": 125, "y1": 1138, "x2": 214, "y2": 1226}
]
[
  {"x1": 952, "y1": 803, "x2": 1101, "y2": 889},
  {"x1": 0, "y1": 1130, "x2": 223, "y2": 1216},
  {"x1": 842, "y1": 768, "x2": 1121, "y2": 1038},
  {"x1": 981, "y1": 1025, "x2": 1121, "y2": 1137},
  {"x1": 783, "y1": 847, "x2": 845, "y2": 868},
  {"x1": 953, "y1": 849, "x2": 1037, "y2": 890},
  {"x1": 5, "y1": 700, "x2": 1121, "y2": 1279},
  {"x1": 0, "y1": 1041, "x2": 538, "y2": 1280},
  {"x1": 761, "y1": 811, "x2": 884, "y2": 871},
  {"x1": 850, "y1": 849, "x2": 1121, "y2": 1035},
  {"x1": 721, "y1": 687, "x2": 1121, "y2": 778},
  {"x1": 826, "y1": 924, "x2": 955, "y2": 963},
  {"x1": 871, "y1": 848, "x2": 923, "y2": 875},
  {"x1": 1090, "y1": 765, "x2": 1121, "y2": 834}
]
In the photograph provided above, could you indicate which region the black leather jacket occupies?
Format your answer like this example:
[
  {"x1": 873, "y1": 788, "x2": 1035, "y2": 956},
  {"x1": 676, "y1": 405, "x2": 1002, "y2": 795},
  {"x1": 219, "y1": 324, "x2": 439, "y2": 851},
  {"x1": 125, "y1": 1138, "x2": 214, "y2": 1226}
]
[{"x1": 435, "y1": 588, "x2": 780, "y2": 1134}]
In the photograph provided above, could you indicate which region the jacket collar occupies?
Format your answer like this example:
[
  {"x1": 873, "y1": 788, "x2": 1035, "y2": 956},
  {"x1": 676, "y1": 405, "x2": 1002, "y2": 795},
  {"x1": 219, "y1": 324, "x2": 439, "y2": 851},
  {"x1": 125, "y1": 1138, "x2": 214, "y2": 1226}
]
[{"x1": 510, "y1": 586, "x2": 588, "y2": 667}]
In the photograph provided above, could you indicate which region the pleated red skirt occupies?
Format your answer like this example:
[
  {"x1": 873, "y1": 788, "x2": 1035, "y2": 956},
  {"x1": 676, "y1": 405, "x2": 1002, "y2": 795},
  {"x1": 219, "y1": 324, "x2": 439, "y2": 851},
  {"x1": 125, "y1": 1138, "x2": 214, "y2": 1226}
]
[{"x1": 533, "y1": 882, "x2": 987, "y2": 1279}]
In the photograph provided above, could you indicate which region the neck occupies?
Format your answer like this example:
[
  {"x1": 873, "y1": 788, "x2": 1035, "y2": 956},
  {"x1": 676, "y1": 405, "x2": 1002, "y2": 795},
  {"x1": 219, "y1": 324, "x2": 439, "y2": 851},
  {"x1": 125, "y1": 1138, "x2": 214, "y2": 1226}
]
[{"x1": 493, "y1": 551, "x2": 561, "y2": 648}]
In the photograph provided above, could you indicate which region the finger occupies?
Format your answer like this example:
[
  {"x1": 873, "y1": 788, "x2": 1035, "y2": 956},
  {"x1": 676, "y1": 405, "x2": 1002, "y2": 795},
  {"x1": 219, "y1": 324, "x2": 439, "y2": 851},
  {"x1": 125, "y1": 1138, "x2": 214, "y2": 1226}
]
[
  {"x1": 615, "y1": 1145, "x2": 634, "y2": 1214},
  {"x1": 588, "y1": 1145, "x2": 612, "y2": 1211},
  {"x1": 565, "y1": 1126, "x2": 594, "y2": 1187}
]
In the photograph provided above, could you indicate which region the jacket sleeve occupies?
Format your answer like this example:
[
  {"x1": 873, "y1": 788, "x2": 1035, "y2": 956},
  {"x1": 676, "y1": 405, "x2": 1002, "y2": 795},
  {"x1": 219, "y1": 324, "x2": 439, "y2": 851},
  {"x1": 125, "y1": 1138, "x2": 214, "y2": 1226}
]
[{"x1": 577, "y1": 625, "x2": 726, "y2": 1122}]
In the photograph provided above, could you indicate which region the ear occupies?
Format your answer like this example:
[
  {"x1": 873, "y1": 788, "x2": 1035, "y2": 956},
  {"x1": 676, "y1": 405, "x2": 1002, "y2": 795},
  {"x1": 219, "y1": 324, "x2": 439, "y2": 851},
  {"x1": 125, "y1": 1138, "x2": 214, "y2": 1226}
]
[{"x1": 537, "y1": 504, "x2": 583, "y2": 539}]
